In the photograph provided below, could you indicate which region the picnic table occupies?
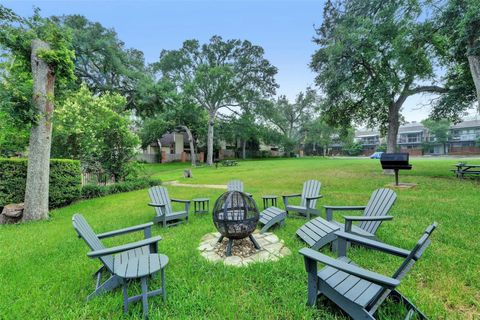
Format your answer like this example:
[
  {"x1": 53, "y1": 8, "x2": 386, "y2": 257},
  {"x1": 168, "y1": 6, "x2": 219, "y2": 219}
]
[
  {"x1": 451, "y1": 163, "x2": 480, "y2": 178},
  {"x1": 213, "y1": 159, "x2": 238, "y2": 168},
  {"x1": 222, "y1": 160, "x2": 238, "y2": 167}
]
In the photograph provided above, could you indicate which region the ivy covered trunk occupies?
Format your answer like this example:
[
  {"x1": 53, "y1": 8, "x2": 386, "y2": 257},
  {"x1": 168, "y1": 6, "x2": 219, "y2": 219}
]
[
  {"x1": 23, "y1": 40, "x2": 55, "y2": 221},
  {"x1": 242, "y1": 140, "x2": 246, "y2": 159},
  {"x1": 467, "y1": 55, "x2": 480, "y2": 112}
]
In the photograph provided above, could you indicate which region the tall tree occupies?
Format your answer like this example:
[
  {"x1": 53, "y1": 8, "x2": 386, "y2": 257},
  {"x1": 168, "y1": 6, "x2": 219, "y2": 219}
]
[
  {"x1": 53, "y1": 15, "x2": 164, "y2": 114},
  {"x1": 155, "y1": 36, "x2": 277, "y2": 165},
  {"x1": 305, "y1": 117, "x2": 337, "y2": 156},
  {"x1": 311, "y1": 0, "x2": 446, "y2": 153},
  {"x1": 257, "y1": 88, "x2": 319, "y2": 154},
  {"x1": 0, "y1": 6, "x2": 75, "y2": 220},
  {"x1": 431, "y1": 0, "x2": 480, "y2": 120},
  {"x1": 421, "y1": 118, "x2": 451, "y2": 154},
  {"x1": 139, "y1": 97, "x2": 208, "y2": 166},
  {"x1": 218, "y1": 111, "x2": 260, "y2": 159}
]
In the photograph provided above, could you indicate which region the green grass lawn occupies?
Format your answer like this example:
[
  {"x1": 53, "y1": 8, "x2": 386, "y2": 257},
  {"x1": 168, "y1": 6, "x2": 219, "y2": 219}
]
[{"x1": 1, "y1": 157, "x2": 479, "y2": 319}]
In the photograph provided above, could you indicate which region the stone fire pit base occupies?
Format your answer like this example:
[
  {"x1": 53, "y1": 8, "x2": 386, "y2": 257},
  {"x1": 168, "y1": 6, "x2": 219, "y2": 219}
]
[{"x1": 198, "y1": 231, "x2": 291, "y2": 267}]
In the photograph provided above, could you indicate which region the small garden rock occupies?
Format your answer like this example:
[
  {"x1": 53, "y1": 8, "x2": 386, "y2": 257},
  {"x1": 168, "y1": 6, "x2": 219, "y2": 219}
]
[{"x1": 0, "y1": 203, "x2": 24, "y2": 224}]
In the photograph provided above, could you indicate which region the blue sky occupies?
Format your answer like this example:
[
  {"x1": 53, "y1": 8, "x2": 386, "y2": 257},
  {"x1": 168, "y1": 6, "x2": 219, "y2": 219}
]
[{"x1": 2, "y1": 0, "x2": 467, "y2": 122}]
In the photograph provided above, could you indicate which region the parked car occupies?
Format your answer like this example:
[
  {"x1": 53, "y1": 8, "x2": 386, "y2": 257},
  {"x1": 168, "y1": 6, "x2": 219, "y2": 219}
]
[{"x1": 369, "y1": 151, "x2": 384, "y2": 159}]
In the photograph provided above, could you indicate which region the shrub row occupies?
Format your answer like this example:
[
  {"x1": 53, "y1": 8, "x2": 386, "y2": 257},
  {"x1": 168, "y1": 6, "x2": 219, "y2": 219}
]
[
  {"x1": 0, "y1": 158, "x2": 160, "y2": 209},
  {"x1": 81, "y1": 178, "x2": 162, "y2": 199},
  {"x1": 0, "y1": 158, "x2": 81, "y2": 209}
]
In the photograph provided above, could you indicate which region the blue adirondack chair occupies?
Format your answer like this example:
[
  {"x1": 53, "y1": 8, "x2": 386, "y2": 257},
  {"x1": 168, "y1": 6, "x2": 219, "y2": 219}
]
[
  {"x1": 148, "y1": 186, "x2": 190, "y2": 228},
  {"x1": 72, "y1": 214, "x2": 160, "y2": 300},
  {"x1": 283, "y1": 180, "x2": 323, "y2": 219},
  {"x1": 227, "y1": 179, "x2": 252, "y2": 197},
  {"x1": 300, "y1": 223, "x2": 437, "y2": 320},
  {"x1": 324, "y1": 188, "x2": 397, "y2": 240}
]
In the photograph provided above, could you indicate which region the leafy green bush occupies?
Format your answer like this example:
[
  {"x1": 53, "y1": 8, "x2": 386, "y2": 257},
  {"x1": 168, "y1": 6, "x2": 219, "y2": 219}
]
[
  {"x1": 343, "y1": 142, "x2": 364, "y2": 156},
  {"x1": 80, "y1": 184, "x2": 108, "y2": 199},
  {"x1": 49, "y1": 160, "x2": 82, "y2": 208},
  {"x1": 52, "y1": 85, "x2": 140, "y2": 182},
  {"x1": 0, "y1": 158, "x2": 81, "y2": 209},
  {"x1": 81, "y1": 178, "x2": 161, "y2": 199},
  {"x1": 376, "y1": 144, "x2": 387, "y2": 152}
]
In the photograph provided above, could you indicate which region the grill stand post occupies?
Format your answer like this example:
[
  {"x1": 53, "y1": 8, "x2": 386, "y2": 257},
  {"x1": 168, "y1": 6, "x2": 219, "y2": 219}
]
[{"x1": 395, "y1": 169, "x2": 399, "y2": 186}]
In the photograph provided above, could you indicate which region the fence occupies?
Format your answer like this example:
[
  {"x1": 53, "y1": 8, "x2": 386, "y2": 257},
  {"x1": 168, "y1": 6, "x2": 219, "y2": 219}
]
[
  {"x1": 137, "y1": 153, "x2": 159, "y2": 163},
  {"x1": 449, "y1": 146, "x2": 480, "y2": 155},
  {"x1": 81, "y1": 171, "x2": 115, "y2": 186}
]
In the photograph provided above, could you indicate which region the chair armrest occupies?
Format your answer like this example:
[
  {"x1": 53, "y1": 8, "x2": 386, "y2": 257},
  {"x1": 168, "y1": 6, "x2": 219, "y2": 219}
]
[
  {"x1": 324, "y1": 205, "x2": 367, "y2": 211},
  {"x1": 343, "y1": 215, "x2": 393, "y2": 232},
  {"x1": 335, "y1": 231, "x2": 410, "y2": 258},
  {"x1": 299, "y1": 248, "x2": 400, "y2": 289},
  {"x1": 148, "y1": 202, "x2": 167, "y2": 208},
  {"x1": 87, "y1": 236, "x2": 162, "y2": 258},
  {"x1": 343, "y1": 215, "x2": 393, "y2": 222},
  {"x1": 324, "y1": 206, "x2": 367, "y2": 221},
  {"x1": 97, "y1": 222, "x2": 154, "y2": 239},
  {"x1": 171, "y1": 198, "x2": 191, "y2": 213},
  {"x1": 306, "y1": 195, "x2": 323, "y2": 200},
  {"x1": 171, "y1": 199, "x2": 191, "y2": 204},
  {"x1": 282, "y1": 193, "x2": 302, "y2": 199}
]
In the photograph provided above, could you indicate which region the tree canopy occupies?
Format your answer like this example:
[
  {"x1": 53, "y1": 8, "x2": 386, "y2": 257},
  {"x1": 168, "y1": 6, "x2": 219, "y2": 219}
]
[
  {"x1": 155, "y1": 35, "x2": 278, "y2": 164},
  {"x1": 257, "y1": 88, "x2": 319, "y2": 153},
  {"x1": 431, "y1": 0, "x2": 480, "y2": 120},
  {"x1": 53, "y1": 15, "x2": 158, "y2": 112},
  {"x1": 421, "y1": 118, "x2": 451, "y2": 153},
  {"x1": 311, "y1": 0, "x2": 446, "y2": 152},
  {"x1": 0, "y1": 5, "x2": 75, "y2": 124}
]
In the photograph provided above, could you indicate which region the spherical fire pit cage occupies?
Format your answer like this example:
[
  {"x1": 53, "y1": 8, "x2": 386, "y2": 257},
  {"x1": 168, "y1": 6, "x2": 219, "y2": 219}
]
[{"x1": 212, "y1": 191, "x2": 261, "y2": 256}]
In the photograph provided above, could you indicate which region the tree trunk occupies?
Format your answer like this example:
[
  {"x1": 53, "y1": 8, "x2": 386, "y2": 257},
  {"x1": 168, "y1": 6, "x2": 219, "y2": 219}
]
[
  {"x1": 386, "y1": 98, "x2": 405, "y2": 153},
  {"x1": 467, "y1": 55, "x2": 480, "y2": 112},
  {"x1": 386, "y1": 120, "x2": 400, "y2": 153},
  {"x1": 179, "y1": 125, "x2": 196, "y2": 166},
  {"x1": 206, "y1": 113, "x2": 215, "y2": 165},
  {"x1": 156, "y1": 138, "x2": 162, "y2": 163},
  {"x1": 23, "y1": 40, "x2": 55, "y2": 221},
  {"x1": 242, "y1": 140, "x2": 246, "y2": 159}
]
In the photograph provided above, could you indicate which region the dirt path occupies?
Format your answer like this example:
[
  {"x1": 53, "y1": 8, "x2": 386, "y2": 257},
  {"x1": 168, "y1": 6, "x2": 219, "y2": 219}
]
[{"x1": 163, "y1": 180, "x2": 227, "y2": 189}]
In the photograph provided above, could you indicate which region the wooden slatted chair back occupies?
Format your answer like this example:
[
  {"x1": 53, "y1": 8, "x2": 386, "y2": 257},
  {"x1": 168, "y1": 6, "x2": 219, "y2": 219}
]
[
  {"x1": 300, "y1": 180, "x2": 321, "y2": 208},
  {"x1": 72, "y1": 214, "x2": 114, "y2": 272},
  {"x1": 359, "y1": 188, "x2": 397, "y2": 234},
  {"x1": 369, "y1": 223, "x2": 437, "y2": 313},
  {"x1": 148, "y1": 186, "x2": 173, "y2": 216},
  {"x1": 227, "y1": 180, "x2": 244, "y2": 192}
]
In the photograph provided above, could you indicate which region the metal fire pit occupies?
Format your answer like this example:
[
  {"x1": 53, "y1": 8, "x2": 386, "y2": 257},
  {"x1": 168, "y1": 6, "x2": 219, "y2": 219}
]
[{"x1": 212, "y1": 191, "x2": 260, "y2": 256}]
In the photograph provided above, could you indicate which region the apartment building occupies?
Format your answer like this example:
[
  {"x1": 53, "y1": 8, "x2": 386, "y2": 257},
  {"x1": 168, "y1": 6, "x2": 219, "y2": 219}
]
[{"x1": 353, "y1": 119, "x2": 480, "y2": 156}]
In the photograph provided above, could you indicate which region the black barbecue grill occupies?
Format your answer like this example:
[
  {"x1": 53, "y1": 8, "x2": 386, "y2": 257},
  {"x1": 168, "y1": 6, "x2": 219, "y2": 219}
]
[{"x1": 380, "y1": 153, "x2": 412, "y2": 186}]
